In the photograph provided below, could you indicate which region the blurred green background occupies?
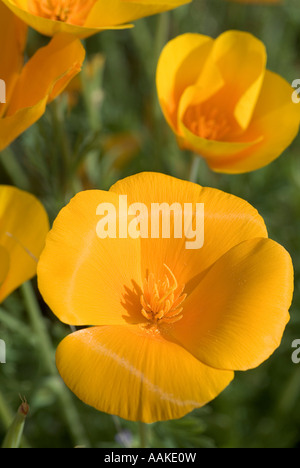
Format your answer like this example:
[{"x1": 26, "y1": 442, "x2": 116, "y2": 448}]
[{"x1": 1, "y1": 0, "x2": 300, "y2": 448}]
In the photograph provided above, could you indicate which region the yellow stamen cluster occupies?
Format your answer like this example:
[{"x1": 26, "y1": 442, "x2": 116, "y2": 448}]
[
  {"x1": 27, "y1": 0, "x2": 96, "y2": 25},
  {"x1": 187, "y1": 105, "x2": 231, "y2": 141},
  {"x1": 140, "y1": 264, "x2": 186, "y2": 325}
]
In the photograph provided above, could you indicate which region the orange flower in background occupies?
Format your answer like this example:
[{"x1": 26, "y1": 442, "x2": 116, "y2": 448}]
[
  {"x1": 0, "y1": 1, "x2": 85, "y2": 153},
  {"x1": 1, "y1": 0, "x2": 192, "y2": 39},
  {"x1": 156, "y1": 31, "x2": 300, "y2": 174},
  {"x1": 0, "y1": 186, "x2": 49, "y2": 303},
  {"x1": 37, "y1": 172, "x2": 293, "y2": 422}
]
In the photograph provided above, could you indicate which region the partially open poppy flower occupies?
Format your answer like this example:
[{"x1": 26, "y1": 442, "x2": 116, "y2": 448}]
[
  {"x1": 0, "y1": 186, "x2": 49, "y2": 303},
  {"x1": 37, "y1": 172, "x2": 293, "y2": 422},
  {"x1": 1, "y1": 0, "x2": 191, "y2": 39},
  {"x1": 156, "y1": 31, "x2": 300, "y2": 173},
  {"x1": 0, "y1": 1, "x2": 85, "y2": 152}
]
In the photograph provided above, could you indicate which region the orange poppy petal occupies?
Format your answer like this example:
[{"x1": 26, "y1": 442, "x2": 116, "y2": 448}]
[
  {"x1": 0, "y1": 246, "x2": 10, "y2": 288},
  {"x1": 0, "y1": 33, "x2": 85, "y2": 152},
  {"x1": 205, "y1": 71, "x2": 300, "y2": 174},
  {"x1": 170, "y1": 238, "x2": 294, "y2": 371},
  {"x1": 177, "y1": 88, "x2": 262, "y2": 162},
  {"x1": 156, "y1": 33, "x2": 215, "y2": 131},
  {"x1": 6, "y1": 33, "x2": 85, "y2": 116},
  {"x1": 201, "y1": 31, "x2": 267, "y2": 130},
  {"x1": 56, "y1": 325, "x2": 234, "y2": 423},
  {"x1": 1, "y1": 0, "x2": 131, "y2": 38},
  {"x1": 85, "y1": 0, "x2": 192, "y2": 28},
  {"x1": 37, "y1": 190, "x2": 142, "y2": 326},
  {"x1": 0, "y1": 99, "x2": 48, "y2": 153},
  {"x1": 0, "y1": 186, "x2": 49, "y2": 303},
  {"x1": 110, "y1": 172, "x2": 267, "y2": 292},
  {"x1": 0, "y1": 1, "x2": 27, "y2": 116}
]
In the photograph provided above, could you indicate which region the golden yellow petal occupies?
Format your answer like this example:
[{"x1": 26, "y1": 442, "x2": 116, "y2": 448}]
[
  {"x1": 110, "y1": 172, "x2": 267, "y2": 293},
  {"x1": 37, "y1": 190, "x2": 142, "y2": 326},
  {"x1": 0, "y1": 186, "x2": 49, "y2": 302},
  {"x1": 56, "y1": 324, "x2": 234, "y2": 422},
  {"x1": 170, "y1": 238, "x2": 293, "y2": 371}
]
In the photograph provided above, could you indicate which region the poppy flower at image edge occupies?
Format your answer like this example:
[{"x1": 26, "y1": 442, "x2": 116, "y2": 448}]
[
  {"x1": 0, "y1": 186, "x2": 49, "y2": 303},
  {"x1": 156, "y1": 30, "x2": 300, "y2": 174},
  {"x1": 37, "y1": 172, "x2": 294, "y2": 423},
  {"x1": 0, "y1": 1, "x2": 85, "y2": 153},
  {"x1": 0, "y1": 0, "x2": 192, "y2": 39}
]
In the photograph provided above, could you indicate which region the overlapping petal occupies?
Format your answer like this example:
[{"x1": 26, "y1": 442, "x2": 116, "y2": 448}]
[
  {"x1": 0, "y1": 0, "x2": 27, "y2": 115},
  {"x1": 0, "y1": 186, "x2": 49, "y2": 303},
  {"x1": 56, "y1": 324, "x2": 234, "y2": 423},
  {"x1": 1, "y1": 0, "x2": 191, "y2": 39},
  {"x1": 169, "y1": 237, "x2": 293, "y2": 371},
  {"x1": 0, "y1": 246, "x2": 10, "y2": 289},
  {"x1": 37, "y1": 190, "x2": 142, "y2": 326},
  {"x1": 0, "y1": 2, "x2": 85, "y2": 152},
  {"x1": 110, "y1": 172, "x2": 268, "y2": 292}
]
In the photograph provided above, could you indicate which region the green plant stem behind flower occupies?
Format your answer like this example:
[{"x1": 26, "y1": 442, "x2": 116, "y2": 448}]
[{"x1": 21, "y1": 281, "x2": 90, "y2": 448}]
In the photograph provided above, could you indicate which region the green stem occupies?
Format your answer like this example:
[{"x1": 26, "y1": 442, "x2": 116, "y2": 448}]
[
  {"x1": 20, "y1": 281, "x2": 90, "y2": 447},
  {"x1": 2, "y1": 400, "x2": 29, "y2": 449},
  {"x1": 50, "y1": 100, "x2": 74, "y2": 197},
  {"x1": 152, "y1": 12, "x2": 170, "y2": 73},
  {"x1": 189, "y1": 155, "x2": 201, "y2": 184},
  {"x1": 138, "y1": 422, "x2": 148, "y2": 448},
  {"x1": 0, "y1": 391, "x2": 13, "y2": 430},
  {"x1": 0, "y1": 148, "x2": 30, "y2": 190},
  {"x1": 21, "y1": 281, "x2": 56, "y2": 374}
]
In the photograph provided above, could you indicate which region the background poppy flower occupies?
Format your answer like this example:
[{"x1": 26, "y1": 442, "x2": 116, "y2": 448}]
[
  {"x1": 37, "y1": 172, "x2": 293, "y2": 423},
  {"x1": 0, "y1": 1, "x2": 85, "y2": 152},
  {"x1": 1, "y1": 0, "x2": 192, "y2": 39},
  {"x1": 0, "y1": 186, "x2": 49, "y2": 303},
  {"x1": 156, "y1": 30, "x2": 300, "y2": 173}
]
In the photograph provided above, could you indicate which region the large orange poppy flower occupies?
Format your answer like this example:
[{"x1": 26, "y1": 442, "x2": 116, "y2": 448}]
[
  {"x1": 37, "y1": 173, "x2": 293, "y2": 422},
  {"x1": 0, "y1": 1, "x2": 85, "y2": 152},
  {"x1": 1, "y1": 0, "x2": 192, "y2": 39},
  {"x1": 0, "y1": 186, "x2": 49, "y2": 303},
  {"x1": 156, "y1": 31, "x2": 300, "y2": 174}
]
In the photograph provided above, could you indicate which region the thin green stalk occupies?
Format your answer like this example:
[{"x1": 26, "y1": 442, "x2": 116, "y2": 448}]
[
  {"x1": 0, "y1": 307, "x2": 35, "y2": 344},
  {"x1": 21, "y1": 281, "x2": 56, "y2": 374},
  {"x1": 0, "y1": 148, "x2": 30, "y2": 190},
  {"x1": 50, "y1": 100, "x2": 74, "y2": 196},
  {"x1": 189, "y1": 155, "x2": 201, "y2": 184},
  {"x1": 138, "y1": 422, "x2": 148, "y2": 449},
  {"x1": 20, "y1": 281, "x2": 90, "y2": 447},
  {"x1": 0, "y1": 391, "x2": 13, "y2": 430},
  {"x1": 2, "y1": 400, "x2": 29, "y2": 449}
]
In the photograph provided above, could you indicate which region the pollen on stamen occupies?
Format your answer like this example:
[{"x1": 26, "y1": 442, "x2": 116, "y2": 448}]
[{"x1": 140, "y1": 264, "x2": 187, "y2": 327}]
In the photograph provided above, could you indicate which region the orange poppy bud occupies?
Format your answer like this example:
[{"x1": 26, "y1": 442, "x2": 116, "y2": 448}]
[{"x1": 156, "y1": 31, "x2": 300, "y2": 173}]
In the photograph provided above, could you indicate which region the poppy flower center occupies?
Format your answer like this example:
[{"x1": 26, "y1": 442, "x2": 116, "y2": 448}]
[
  {"x1": 140, "y1": 264, "x2": 187, "y2": 326},
  {"x1": 27, "y1": 0, "x2": 96, "y2": 25},
  {"x1": 185, "y1": 105, "x2": 231, "y2": 141}
]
